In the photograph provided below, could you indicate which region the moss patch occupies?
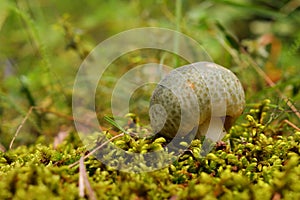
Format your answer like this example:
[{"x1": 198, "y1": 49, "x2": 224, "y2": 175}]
[{"x1": 0, "y1": 100, "x2": 299, "y2": 200}]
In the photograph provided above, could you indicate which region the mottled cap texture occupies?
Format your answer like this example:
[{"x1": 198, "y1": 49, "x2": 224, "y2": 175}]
[{"x1": 149, "y1": 62, "x2": 245, "y2": 139}]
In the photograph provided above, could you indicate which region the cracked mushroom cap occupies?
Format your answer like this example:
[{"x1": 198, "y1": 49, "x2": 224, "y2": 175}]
[{"x1": 149, "y1": 62, "x2": 245, "y2": 139}]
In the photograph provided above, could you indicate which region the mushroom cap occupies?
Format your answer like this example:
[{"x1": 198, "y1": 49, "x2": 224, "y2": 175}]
[{"x1": 149, "y1": 62, "x2": 245, "y2": 139}]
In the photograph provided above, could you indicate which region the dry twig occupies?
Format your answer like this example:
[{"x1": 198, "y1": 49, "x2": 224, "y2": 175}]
[
  {"x1": 283, "y1": 119, "x2": 300, "y2": 132},
  {"x1": 79, "y1": 157, "x2": 97, "y2": 200},
  {"x1": 9, "y1": 106, "x2": 35, "y2": 150},
  {"x1": 215, "y1": 31, "x2": 300, "y2": 121},
  {"x1": 239, "y1": 48, "x2": 300, "y2": 121},
  {"x1": 68, "y1": 133, "x2": 125, "y2": 168}
]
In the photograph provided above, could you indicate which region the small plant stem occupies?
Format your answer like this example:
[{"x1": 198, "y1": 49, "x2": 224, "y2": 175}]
[
  {"x1": 10, "y1": 4, "x2": 68, "y2": 104},
  {"x1": 37, "y1": 108, "x2": 120, "y2": 134},
  {"x1": 283, "y1": 119, "x2": 300, "y2": 132},
  {"x1": 215, "y1": 31, "x2": 300, "y2": 121},
  {"x1": 10, "y1": 106, "x2": 35, "y2": 150},
  {"x1": 240, "y1": 48, "x2": 300, "y2": 121},
  {"x1": 79, "y1": 158, "x2": 84, "y2": 197},
  {"x1": 79, "y1": 157, "x2": 97, "y2": 200},
  {"x1": 68, "y1": 133, "x2": 125, "y2": 168},
  {"x1": 173, "y1": 0, "x2": 182, "y2": 67}
]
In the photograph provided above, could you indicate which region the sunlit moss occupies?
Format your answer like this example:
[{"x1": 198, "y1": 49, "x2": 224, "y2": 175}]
[{"x1": 0, "y1": 100, "x2": 299, "y2": 199}]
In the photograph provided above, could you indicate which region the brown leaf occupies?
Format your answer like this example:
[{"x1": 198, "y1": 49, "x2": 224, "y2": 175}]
[
  {"x1": 265, "y1": 61, "x2": 282, "y2": 83},
  {"x1": 53, "y1": 126, "x2": 70, "y2": 149},
  {"x1": 259, "y1": 34, "x2": 282, "y2": 83},
  {"x1": 169, "y1": 195, "x2": 178, "y2": 200},
  {"x1": 272, "y1": 192, "x2": 281, "y2": 200},
  {"x1": 0, "y1": 143, "x2": 6, "y2": 152}
]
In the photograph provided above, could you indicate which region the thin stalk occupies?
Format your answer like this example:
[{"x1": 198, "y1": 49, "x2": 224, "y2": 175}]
[
  {"x1": 68, "y1": 133, "x2": 125, "y2": 168},
  {"x1": 10, "y1": 4, "x2": 68, "y2": 105},
  {"x1": 173, "y1": 0, "x2": 182, "y2": 67}
]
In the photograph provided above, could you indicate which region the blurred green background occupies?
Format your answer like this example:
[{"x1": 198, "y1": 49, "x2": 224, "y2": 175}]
[{"x1": 0, "y1": 0, "x2": 299, "y2": 148}]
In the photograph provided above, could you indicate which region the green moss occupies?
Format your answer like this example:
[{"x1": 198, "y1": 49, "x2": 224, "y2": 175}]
[{"x1": 0, "y1": 100, "x2": 299, "y2": 199}]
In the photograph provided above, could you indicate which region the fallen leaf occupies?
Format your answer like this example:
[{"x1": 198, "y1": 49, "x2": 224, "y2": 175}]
[{"x1": 53, "y1": 126, "x2": 70, "y2": 149}]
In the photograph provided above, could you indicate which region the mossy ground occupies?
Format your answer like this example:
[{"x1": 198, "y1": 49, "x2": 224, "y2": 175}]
[
  {"x1": 1, "y1": 100, "x2": 299, "y2": 200},
  {"x1": 1, "y1": 1, "x2": 300, "y2": 200}
]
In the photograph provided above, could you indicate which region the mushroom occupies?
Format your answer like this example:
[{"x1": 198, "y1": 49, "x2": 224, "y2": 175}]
[{"x1": 149, "y1": 62, "x2": 245, "y2": 140}]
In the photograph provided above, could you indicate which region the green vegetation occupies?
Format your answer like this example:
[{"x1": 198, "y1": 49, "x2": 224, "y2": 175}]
[
  {"x1": 0, "y1": 0, "x2": 299, "y2": 199},
  {"x1": 0, "y1": 100, "x2": 300, "y2": 199}
]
